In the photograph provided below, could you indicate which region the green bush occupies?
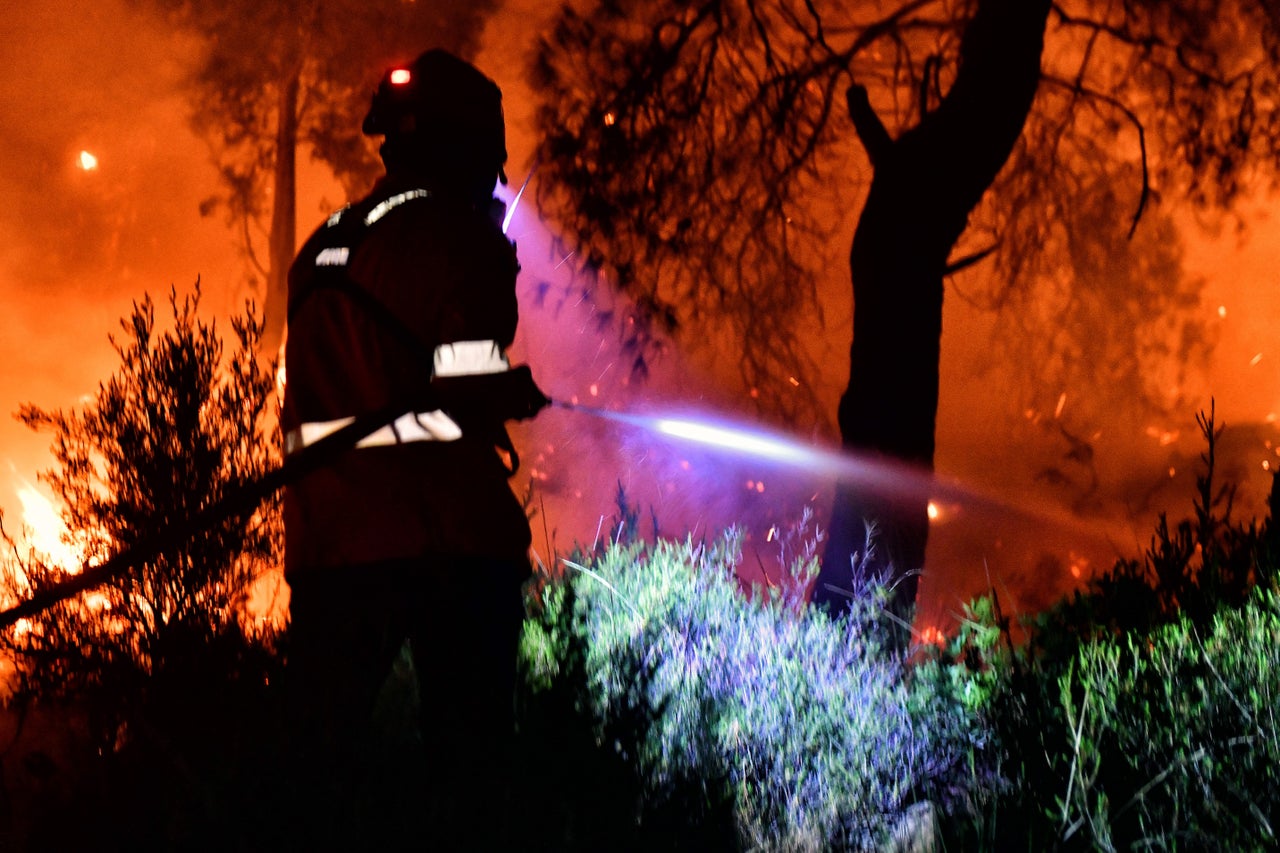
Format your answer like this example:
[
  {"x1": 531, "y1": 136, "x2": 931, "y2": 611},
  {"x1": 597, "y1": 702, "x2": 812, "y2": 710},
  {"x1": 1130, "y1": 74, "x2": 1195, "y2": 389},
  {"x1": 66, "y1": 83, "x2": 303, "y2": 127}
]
[
  {"x1": 954, "y1": 406, "x2": 1280, "y2": 851},
  {"x1": 1050, "y1": 590, "x2": 1280, "y2": 849},
  {"x1": 519, "y1": 523, "x2": 982, "y2": 850}
]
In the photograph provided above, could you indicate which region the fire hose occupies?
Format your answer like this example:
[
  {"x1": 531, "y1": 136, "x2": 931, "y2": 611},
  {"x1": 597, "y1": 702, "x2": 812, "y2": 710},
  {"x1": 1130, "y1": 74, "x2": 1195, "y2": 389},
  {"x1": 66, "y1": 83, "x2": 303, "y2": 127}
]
[{"x1": 0, "y1": 400, "x2": 419, "y2": 630}]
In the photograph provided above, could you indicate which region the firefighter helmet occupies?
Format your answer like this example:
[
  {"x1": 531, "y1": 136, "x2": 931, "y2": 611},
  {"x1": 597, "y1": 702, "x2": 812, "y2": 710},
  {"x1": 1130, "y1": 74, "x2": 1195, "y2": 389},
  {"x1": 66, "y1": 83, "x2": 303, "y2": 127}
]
[{"x1": 362, "y1": 49, "x2": 507, "y2": 182}]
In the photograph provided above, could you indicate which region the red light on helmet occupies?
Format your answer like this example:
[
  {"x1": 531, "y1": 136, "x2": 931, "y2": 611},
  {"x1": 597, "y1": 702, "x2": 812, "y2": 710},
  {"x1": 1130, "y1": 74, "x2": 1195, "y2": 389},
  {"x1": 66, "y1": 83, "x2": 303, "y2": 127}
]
[{"x1": 389, "y1": 68, "x2": 412, "y2": 86}]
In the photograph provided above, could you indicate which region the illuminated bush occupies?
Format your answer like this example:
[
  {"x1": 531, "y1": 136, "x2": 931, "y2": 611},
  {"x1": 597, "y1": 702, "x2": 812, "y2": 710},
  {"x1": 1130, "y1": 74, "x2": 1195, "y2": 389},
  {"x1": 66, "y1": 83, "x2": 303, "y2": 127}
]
[
  {"x1": 956, "y1": 412, "x2": 1280, "y2": 850},
  {"x1": 520, "y1": 524, "x2": 981, "y2": 849},
  {"x1": 1048, "y1": 590, "x2": 1280, "y2": 849}
]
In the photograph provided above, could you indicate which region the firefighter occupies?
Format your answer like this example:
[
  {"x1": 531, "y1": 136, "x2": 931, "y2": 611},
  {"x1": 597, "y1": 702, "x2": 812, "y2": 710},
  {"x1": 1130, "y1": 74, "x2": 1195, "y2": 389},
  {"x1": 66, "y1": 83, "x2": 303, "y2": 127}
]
[{"x1": 279, "y1": 48, "x2": 547, "y2": 847}]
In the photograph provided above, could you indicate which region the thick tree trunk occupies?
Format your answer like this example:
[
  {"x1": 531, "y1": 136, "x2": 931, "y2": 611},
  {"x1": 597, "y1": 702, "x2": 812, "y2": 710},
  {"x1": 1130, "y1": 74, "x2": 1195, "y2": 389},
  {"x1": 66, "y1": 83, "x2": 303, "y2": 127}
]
[
  {"x1": 261, "y1": 73, "x2": 300, "y2": 356},
  {"x1": 813, "y1": 0, "x2": 1052, "y2": 627}
]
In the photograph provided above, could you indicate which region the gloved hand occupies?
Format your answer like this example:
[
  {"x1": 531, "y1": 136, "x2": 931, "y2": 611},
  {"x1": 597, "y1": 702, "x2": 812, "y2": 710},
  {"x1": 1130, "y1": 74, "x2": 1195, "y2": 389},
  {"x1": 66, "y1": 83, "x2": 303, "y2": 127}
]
[{"x1": 431, "y1": 364, "x2": 550, "y2": 424}]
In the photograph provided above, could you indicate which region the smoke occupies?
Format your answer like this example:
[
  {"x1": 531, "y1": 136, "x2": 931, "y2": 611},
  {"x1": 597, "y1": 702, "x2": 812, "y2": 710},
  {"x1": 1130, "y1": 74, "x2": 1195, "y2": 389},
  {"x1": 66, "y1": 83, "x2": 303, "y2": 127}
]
[{"x1": 3, "y1": 0, "x2": 1279, "y2": 631}]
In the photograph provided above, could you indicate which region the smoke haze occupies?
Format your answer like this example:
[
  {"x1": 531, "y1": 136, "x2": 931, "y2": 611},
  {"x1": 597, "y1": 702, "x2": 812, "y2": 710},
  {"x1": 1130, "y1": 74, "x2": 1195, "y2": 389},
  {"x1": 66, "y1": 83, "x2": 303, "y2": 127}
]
[{"x1": 3, "y1": 0, "x2": 1279, "y2": 630}]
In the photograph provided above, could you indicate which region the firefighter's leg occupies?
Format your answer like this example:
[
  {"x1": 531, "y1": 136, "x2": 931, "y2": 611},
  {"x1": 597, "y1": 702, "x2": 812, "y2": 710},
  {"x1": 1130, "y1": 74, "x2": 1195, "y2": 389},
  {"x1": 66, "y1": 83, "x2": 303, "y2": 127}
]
[
  {"x1": 280, "y1": 562, "x2": 413, "y2": 849},
  {"x1": 408, "y1": 555, "x2": 526, "y2": 849}
]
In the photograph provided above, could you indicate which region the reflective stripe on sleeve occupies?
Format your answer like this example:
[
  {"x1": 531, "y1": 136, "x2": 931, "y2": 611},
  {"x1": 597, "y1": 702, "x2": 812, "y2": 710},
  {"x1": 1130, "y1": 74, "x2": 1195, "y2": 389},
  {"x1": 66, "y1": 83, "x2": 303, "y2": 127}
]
[
  {"x1": 433, "y1": 340, "x2": 509, "y2": 377},
  {"x1": 284, "y1": 409, "x2": 463, "y2": 456}
]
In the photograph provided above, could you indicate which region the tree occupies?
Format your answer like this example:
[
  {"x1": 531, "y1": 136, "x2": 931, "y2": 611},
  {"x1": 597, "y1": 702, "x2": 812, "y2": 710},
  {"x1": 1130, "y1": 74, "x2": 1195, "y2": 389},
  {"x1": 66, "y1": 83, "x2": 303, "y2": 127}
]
[
  {"x1": 142, "y1": 0, "x2": 500, "y2": 353},
  {"x1": 0, "y1": 283, "x2": 280, "y2": 745},
  {"x1": 530, "y1": 0, "x2": 1280, "y2": 621}
]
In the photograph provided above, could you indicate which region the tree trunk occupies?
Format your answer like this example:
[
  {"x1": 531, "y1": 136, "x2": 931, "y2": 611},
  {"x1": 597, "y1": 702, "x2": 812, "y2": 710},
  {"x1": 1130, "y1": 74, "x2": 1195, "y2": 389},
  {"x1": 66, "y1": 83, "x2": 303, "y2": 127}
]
[
  {"x1": 813, "y1": 0, "x2": 1052, "y2": 627},
  {"x1": 261, "y1": 73, "x2": 300, "y2": 356}
]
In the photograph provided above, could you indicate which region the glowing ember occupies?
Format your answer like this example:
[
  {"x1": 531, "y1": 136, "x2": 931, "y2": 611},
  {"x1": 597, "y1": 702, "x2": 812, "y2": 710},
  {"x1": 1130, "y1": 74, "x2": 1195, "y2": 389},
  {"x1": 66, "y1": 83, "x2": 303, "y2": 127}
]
[
  {"x1": 77, "y1": 150, "x2": 98, "y2": 171},
  {"x1": 927, "y1": 501, "x2": 940, "y2": 521},
  {"x1": 389, "y1": 68, "x2": 412, "y2": 85},
  {"x1": 919, "y1": 626, "x2": 945, "y2": 646}
]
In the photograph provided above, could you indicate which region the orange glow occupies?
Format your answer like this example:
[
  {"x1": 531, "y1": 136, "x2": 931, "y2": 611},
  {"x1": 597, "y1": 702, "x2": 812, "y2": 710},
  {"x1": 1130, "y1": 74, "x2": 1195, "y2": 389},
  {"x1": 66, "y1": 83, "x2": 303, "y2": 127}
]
[
  {"x1": 13, "y1": 477, "x2": 80, "y2": 571},
  {"x1": 919, "y1": 625, "x2": 945, "y2": 646},
  {"x1": 1068, "y1": 551, "x2": 1090, "y2": 579},
  {"x1": 389, "y1": 68, "x2": 412, "y2": 85}
]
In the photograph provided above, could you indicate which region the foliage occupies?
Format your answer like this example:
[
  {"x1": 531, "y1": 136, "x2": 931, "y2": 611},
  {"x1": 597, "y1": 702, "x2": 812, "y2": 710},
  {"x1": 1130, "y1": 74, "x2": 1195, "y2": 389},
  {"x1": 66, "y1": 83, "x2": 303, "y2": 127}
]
[
  {"x1": 942, "y1": 405, "x2": 1280, "y2": 850},
  {"x1": 519, "y1": 520, "x2": 984, "y2": 850},
  {"x1": 0, "y1": 283, "x2": 281, "y2": 749},
  {"x1": 533, "y1": 0, "x2": 1280, "y2": 426},
  {"x1": 1051, "y1": 592, "x2": 1280, "y2": 850}
]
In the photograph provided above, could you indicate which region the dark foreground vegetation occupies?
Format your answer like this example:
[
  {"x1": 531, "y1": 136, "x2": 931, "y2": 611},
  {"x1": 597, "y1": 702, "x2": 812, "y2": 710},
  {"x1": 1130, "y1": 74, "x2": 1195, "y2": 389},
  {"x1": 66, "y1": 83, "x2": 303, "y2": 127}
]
[{"x1": 4, "y1": 411, "x2": 1280, "y2": 851}]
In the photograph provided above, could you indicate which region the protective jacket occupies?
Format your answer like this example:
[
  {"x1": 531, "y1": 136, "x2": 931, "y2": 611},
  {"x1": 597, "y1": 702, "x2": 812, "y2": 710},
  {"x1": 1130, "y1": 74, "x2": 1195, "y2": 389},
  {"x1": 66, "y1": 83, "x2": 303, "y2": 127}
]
[{"x1": 282, "y1": 174, "x2": 534, "y2": 576}]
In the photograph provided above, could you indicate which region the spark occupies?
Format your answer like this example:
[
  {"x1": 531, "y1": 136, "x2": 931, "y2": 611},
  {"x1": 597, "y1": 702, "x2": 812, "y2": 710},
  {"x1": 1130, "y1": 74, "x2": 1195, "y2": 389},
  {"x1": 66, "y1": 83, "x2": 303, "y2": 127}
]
[
  {"x1": 77, "y1": 150, "x2": 98, "y2": 171},
  {"x1": 389, "y1": 68, "x2": 412, "y2": 85},
  {"x1": 927, "y1": 501, "x2": 940, "y2": 521},
  {"x1": 1054, "y1": 392, "x2": 1067, "y2": 419},
  {"x1": 1251, "y1": 353, "x2": 1264, "y2": 367},
  {"x1": 1218, "y1": 305, "x2": 1228, "y2": 318}
]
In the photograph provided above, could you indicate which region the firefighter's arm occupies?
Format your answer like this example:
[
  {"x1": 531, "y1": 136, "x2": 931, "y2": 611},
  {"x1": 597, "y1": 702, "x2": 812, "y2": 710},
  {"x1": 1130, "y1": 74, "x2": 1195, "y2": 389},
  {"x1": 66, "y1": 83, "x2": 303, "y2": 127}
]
[{"x1": 429, "y1": 340, "x2": 550, "y2": 423}]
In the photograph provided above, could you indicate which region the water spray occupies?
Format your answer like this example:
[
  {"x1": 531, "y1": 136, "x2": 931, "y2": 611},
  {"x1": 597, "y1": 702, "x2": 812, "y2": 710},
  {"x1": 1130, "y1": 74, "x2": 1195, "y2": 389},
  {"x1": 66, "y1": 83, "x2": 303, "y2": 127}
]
[
  {"x1": 501, "y1": 161, "x2": 538, "y2": 235},
  {"x1": 551, "y1": 398, "x2": 1123, "y2": 545}
]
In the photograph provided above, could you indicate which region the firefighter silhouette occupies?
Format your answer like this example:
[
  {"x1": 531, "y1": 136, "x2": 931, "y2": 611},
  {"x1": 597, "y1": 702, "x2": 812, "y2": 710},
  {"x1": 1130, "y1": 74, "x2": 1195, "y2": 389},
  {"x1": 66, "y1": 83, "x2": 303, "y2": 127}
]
[{"x1": 280, "y1": 48, "x2": 547, "y2": 848}]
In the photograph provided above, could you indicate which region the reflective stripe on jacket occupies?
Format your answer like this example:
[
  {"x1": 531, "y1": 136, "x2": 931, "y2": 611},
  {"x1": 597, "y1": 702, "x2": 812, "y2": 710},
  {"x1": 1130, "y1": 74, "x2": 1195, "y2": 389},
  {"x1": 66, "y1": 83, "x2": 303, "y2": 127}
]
[
  {"x1": 283, "y1": 339, "x2": 511, "y2": 455},
  {"x1": 282, "y1": 178, "x2": 531, "y2": 575}
]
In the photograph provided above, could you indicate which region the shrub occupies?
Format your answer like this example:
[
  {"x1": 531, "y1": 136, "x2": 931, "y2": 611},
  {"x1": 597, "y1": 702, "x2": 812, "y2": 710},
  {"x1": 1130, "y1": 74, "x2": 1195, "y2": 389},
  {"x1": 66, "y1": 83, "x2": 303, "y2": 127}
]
[
  {"x1": 1029, "y1": 588, "x2": 1280, "y2": 851},
  {"x1": 953, "y1": 405, "x2": 1280, "y2": 850},
  {"x1": 519, "y1": 521, "x2": 981, "y2": 850}
]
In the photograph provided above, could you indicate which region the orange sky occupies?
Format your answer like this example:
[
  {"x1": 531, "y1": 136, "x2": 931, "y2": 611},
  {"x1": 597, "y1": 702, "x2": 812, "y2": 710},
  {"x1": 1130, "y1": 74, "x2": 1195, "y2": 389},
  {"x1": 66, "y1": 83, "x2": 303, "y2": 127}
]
[{"x1": 3, "y1": 0, "x2": 1280, "y2": 628}]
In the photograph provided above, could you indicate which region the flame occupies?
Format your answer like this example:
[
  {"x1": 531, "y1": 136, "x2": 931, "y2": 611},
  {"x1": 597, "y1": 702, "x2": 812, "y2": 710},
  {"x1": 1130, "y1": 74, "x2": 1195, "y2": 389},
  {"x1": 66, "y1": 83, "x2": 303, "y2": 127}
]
[{"x1": 12, "y1": 476, "x2": 80, "y2": 571}]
